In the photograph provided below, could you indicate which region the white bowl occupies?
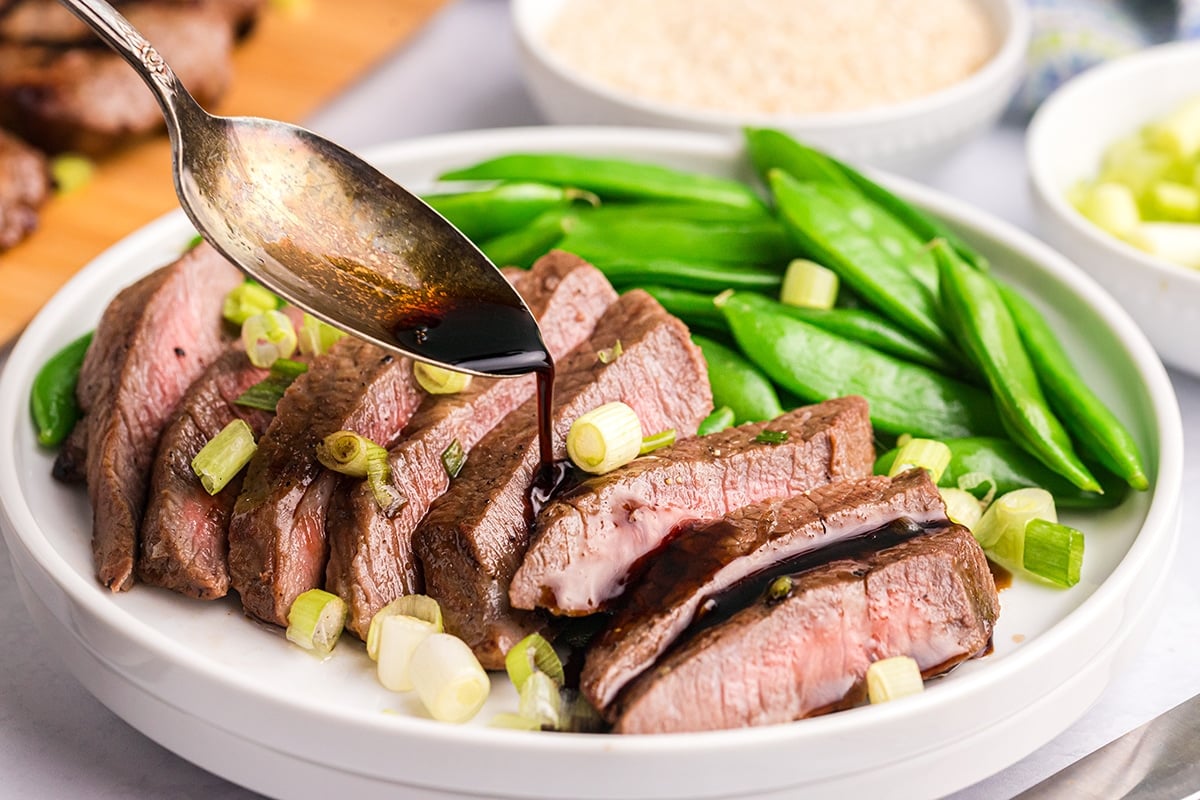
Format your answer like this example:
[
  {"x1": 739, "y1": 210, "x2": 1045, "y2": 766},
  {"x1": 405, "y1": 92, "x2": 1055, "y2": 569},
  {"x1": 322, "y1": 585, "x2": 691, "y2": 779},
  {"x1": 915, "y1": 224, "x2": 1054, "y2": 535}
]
[
  {"x1": 512, "y1": 0, "x2": 1030, "y2": 175},
  {"x1": 0, "y1": 127, "x2": 1181, "y2": 800},
  {"x1": 1028, "y1": 41, "x2": 1200, "y2": 378}
]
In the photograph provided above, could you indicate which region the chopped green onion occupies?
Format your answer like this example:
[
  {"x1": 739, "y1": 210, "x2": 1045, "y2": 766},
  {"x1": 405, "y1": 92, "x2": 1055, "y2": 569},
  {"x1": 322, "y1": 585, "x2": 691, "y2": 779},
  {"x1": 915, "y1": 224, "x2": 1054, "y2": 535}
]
[
  {"x1": 638, "y1": 428, "x2": 676, "y2": 455},
  {"x1": 235, "y1": 358, "x2": 307, "y2": 412},
  {"x1": 242, "y1": 310, "x2": 298, "y2": 367},
  {"x1": 285, "y1": 589, "x2": 347, "y2": 658},
  {"x1": 766, "y1": 575, "x2": 794, "y2": 602},
  {"x1": 488, "y1": 712, "x2": 541, "y2": 731},
  {"x1": 1022, "y1": 519, "x2": 1085, "y2": 588},
  {"x1": 441, "y1": 439, "x2": 466, "y2": 479},
  {"x1": 50, "y1": 153, "x2": 94, "y2": 195},
  {"x1": 366, "y1": 448, "x2": 405, "y2": 513},
  {"x1": 505, "y1": 633, "x2": 565, "y2": 691},
  {"x1": 888, "y1": 437, "x2": 952, "y2": 484},
  {"x1": 558, "y1": 689, "x2": 608, "y2": 733},
  {"x1": 224, "y1": 281, "x2": 281, "y2": 326},
  {"x1": 1149, "y1": 181, "x2": 1200, "y2": 221},
  {"x1": 376, "y1": 614, "x2": 438, "y2": 691},
  {"x1": 780, "y1": 258, "x2": 838, "y2": 309},
  {"x1": 939, "y1": 488, "x2": 983, "y2": 529},
  {"x1": 297, "y1": 313, "x2": 346, "y2": 356},
  {"x1": 866, "y1": 656, "x2": 924, "y2": 704},
  {"x1": 754, "y1": 429, "x2": 789, "y2": 445},
  {"x1": 697, "y1": 406, "x2": 735, "y2": 436},
  {"x1": 413, "y1": 362, "x2": 473, "y2": 394},
  {"x1": 974, "y1": 487, "x2": 1056, "y2": 552},
  {"x1": 1146, "y1": 96, "x2": 1200, "y2": 160},
  {"x1": 317, "y1": 430, "x2": 403, "y2": 512},
  {"x1": 566, "y1": 401, "x2": 643, "y2": 474},
  {"x1": 191, "y1": 418, "x2": 257, "y2": 495},
  {"x1": 518, "y1": 670, "x2": 562, "y2": 730},
  {"x1": 183, "y1": 233, "x2": 204, "y2": 252},
  {"x1": 957, "y1": 471, "x2": 998, "y2": 508},
  {"x1": 408, "y1": 633, "x2": 491, "y2": 723},
  {"x1": 1074, "y1": 182, "x2": 1140, "y2": 237},
  {"x1": 596, "y1": 340, "x2": 623, "y2": 364},
  {"x1": 366, "y1": 594, "x2": 445, "y2": 660}
]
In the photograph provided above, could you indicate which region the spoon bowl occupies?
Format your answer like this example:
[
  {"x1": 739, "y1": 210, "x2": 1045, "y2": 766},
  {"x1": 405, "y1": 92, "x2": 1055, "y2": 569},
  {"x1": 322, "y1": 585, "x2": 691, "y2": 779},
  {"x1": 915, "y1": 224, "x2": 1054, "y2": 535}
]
[{"x1": 59, "y1": 0, "x2": 548, "y2": 377}]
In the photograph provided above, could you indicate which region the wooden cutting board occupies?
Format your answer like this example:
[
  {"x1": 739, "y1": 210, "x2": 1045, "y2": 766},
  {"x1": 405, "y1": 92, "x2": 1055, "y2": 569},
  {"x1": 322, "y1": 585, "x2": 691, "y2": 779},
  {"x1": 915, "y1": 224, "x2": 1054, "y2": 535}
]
[{"x1": 0, "y1": 0, "x2": 448, "y2": 345}]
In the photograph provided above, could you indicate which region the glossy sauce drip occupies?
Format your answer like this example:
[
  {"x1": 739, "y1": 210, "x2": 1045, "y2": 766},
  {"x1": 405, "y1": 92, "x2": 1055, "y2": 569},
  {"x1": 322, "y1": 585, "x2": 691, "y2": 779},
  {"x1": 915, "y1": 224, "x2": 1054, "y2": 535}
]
[
  {"x1": 987, "y1": 559, "x2": 1013, "y2": 591},
  {"x1": 530, "y1": 458, "x2": 576, "y2": 518}
]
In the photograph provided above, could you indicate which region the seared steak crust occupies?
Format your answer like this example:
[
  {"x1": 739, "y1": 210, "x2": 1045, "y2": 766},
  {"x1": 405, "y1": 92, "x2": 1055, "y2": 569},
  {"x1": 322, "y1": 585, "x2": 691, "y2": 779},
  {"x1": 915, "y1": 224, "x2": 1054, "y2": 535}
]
[
  {"x1": 612, "y1": 523, "x2": 999, "y2": 734},
  {"x1": 69, "y1": 243, "x2": 242, "y2": 591},
  {"x1": 325, "y1": 252, "x2": 618, "y2": 638},
  {"x1": 582, "y1": 469, "x2": 947, "y2": 714},
  {"x1": 510, "y1": 396, "x2": 875, "y2": 616},
  {"x1": 0, "y1": 126, "x2": 48, "y2": 250},
  {"x1": 414, "y1": 290, "x2": 712, "y2": 668}
]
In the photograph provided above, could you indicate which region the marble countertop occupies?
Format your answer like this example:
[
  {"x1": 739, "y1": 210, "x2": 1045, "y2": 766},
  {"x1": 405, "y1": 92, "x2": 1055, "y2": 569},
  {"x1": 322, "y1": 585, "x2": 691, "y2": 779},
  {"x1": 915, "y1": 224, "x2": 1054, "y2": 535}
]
[{"x1": 3, "y1": 1, "x2": 1199, "y2": 798}]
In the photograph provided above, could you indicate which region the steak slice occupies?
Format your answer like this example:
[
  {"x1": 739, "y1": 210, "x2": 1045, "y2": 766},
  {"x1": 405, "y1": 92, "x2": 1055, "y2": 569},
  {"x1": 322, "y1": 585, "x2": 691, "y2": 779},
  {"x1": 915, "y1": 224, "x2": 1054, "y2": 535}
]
[
  {"x1": 228, "y1": 336, "x2": 422, "y2": 626},
  {"x1": 414, "y1": 290, "x2": 712, "y2": 669},
  {"x1": 0, "y1": 4, "x2": 232, "y2": 154},
  {"x1": 0, "y1": 126, "x2": 48, "y2": 250},
  {"x1": 0, "y1": 0, "x2": 264, "y2": 43},
  {"x1": 582, "y1": 469, "x2": 947, "y2": 714},
  {"x1": 510, "y1": 396, "x2": 874, "y2": 616},
  {"x1": 613, "y1": 523, "x2": 999, "y2": 734},
  {"x1": 69, "y1": 243, "x2": 242, "y2": 591},
  {"x1": 137, "y1": 348, "x2": 277, "y2": 600},
  {"x1": 326, "y1": 252, "x2": 618, "y2": 639}
]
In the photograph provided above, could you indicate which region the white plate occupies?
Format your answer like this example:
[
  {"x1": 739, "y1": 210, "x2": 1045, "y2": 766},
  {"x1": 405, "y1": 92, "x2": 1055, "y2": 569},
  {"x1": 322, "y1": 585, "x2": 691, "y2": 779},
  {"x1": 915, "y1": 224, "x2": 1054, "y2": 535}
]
[{"x1": 0, "y1": 127, "x2": 1183, "y2": 800}]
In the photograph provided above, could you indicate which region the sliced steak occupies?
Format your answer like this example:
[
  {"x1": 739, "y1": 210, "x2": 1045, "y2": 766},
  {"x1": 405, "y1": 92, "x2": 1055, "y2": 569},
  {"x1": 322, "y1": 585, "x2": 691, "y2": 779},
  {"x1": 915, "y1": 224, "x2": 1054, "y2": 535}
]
[
  {"x1": 137, "y1": 349, "x2": 277, "y2": 600},
  {"x1": 228, "y1": 336, "x2": 422, "y2": 626},
  {"x1": 0, "y1": 0, "x2": 264, "y2": 43},
  {"x1": 326, "y1": 253, "x2": 618, "y2": 638},
  {"x1": 0, "y1": 126, "x2": 48, "y2": 250},
  {"x1": 414, "y1": 290, "x2": 712, "y2": 669},
  {"x1": 613, "y1": 523, "x2": 999, "y2": 734},
  {"x1": 510, "y1": 396, "x2": 874, "y2": 616},
  {"x1": 0, "y1": 4, "x2": 232, "y2": 154},
  {"x1": 69, "y1": 244, "x2": 242, "y2": 591},
  {"x1": 582, "y1": 469, "x2": 947, "y2": 714}
]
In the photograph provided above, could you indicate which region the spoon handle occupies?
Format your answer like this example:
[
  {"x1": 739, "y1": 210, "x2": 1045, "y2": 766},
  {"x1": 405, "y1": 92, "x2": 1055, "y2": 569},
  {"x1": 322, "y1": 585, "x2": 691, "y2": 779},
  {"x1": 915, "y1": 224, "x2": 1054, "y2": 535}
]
[{"x1": 55, "y1": 0, "x2": 201, "y2": 135}]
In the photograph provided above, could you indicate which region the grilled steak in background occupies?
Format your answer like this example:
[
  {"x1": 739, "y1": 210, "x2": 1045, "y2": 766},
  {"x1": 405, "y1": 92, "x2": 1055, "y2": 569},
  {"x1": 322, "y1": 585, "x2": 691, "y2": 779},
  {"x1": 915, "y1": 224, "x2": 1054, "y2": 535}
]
[
  {"x1": 326, "y1": 252, "x2": 618, "y2": 639},
  {"x1": 613, "y1": 523, "x2": 999, "y2": 734},
  {"x1": 582, "y1": 469, "x2": 947, "y2": 715},
  {"x1": 414, "y1": 289, "x2": 712, "y2": 669},
  {"x1": 511, "y1": 396, "x2": 875, "y2": 616},
  {"x1": 228, "y1": 336, "x2": 422, "y2": 627},
  {"x1": 0, "y1": 0, "x2": 264, "y2": 43},
  {"x1": 138, "y1": 348, "x2": 281, "y2": 599},
  {"x1": 63, "y1": 243, "x2": 241, "y2": 591},
  {"x1": 0, "y1": 126, "x2": 48, "y2": 250}
]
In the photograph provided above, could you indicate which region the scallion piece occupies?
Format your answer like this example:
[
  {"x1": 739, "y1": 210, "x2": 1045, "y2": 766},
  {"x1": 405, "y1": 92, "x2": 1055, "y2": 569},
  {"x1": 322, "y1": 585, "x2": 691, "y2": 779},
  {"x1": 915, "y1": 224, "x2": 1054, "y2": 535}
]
[
  {"x1": 441, "y1": 439, "x2": 466, "y2": 479},
  {"x1": 285, "y1": 589, "x2": 347, "y2": 658},
  {"x1": 505, "y1": 633, "x2": 565, "y2": 691},
  {"x1": 316, "y1": 430, "x2": 382, "y2": 477},
  {"x1": 1021, "y1": 519, "x2": 1085, "y2": 588},
  {"x1": 780, "y1": 258, "x2": 838, "y2": 309},
  {"x1": 975, "y1": 487, "x2": 1056, "y2": 554},
  {"x1": 596, "y1": 340, "x2": 623, "y2": 364},
  {"x1": 366, "y1": 594, "x2": 445, "y2": 660},
  {"x1": 297, "y1": 313, "x2": 346, "y2": 356},
  {"x1": 50, "y1": 153, "x2": 94, "y2": 195},
  {"x1": 488, "y1": 712, "x2": 541, "y2": 731},
  {"x1": 766, "y1": 575, "x2": 794, "y2": 602},
  {"x1": 376, "y1": 614, "x2": 437, "y2": 691},
  {"x1": 242, "y1": 309, "x2": 298, "y2": 367},
  {"x1": 957, "y1": 471, "x2": 998, "y2": 507},
  {"x1": 224, "y1": 281, "x2": 280, "y2": 326},
  {"x1": 517, "y1": 670, "x2": 562, "y2": 730},
  {"x1": 866, "y1": 656, "x2": 924, "y2": 704},
  {"x1": 754, "y1": 429, "x2": 789, "y2": 445},
  {"x1": 566, "y1": 401, "x2": 643, "y2": 474},
  {"x1": 638, "y1": 428, "x2": 676, "y2": 456},
  {"x1": 413, "y1": 362, "x2": 473, "y2": 395},
  {"x1": 408, "y1": 633, "x2": 491, "y2": 723},
  {"x1": 191, "y1": 418, "x2": 257, "y2": 495},
  {"x1": 558, "y1": 689, "x2": 607, "y2": 733},
  {"x1": 888, "y1": 437, "x2": 952, "y2": 484},
  {"x1": 939, "y1": 488, "x2": 983, "y2": 530},
  {"x1": 697, "y1": 406, "x2": 735, "y2": 436},
  {"x1": 235, "y1": 358, "x2": 307, "y2": 412}
]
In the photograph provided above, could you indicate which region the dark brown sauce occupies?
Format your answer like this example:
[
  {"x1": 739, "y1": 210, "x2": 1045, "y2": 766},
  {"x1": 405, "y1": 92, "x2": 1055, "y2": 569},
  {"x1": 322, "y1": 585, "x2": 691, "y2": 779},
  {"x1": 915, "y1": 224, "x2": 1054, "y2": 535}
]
[
  {"x1": 987, "y1": 558, "x2": 1013, "y2": 591},
  {"x1": 530, "y1": 458, "x2": 577, "y2": 518}
]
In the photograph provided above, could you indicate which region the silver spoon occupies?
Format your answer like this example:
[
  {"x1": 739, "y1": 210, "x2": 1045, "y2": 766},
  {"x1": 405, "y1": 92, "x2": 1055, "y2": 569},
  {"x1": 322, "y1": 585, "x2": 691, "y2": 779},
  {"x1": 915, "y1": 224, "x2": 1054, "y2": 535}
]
[{"x1": 57, "y1": 0, "x2": 550, "y2": 378}]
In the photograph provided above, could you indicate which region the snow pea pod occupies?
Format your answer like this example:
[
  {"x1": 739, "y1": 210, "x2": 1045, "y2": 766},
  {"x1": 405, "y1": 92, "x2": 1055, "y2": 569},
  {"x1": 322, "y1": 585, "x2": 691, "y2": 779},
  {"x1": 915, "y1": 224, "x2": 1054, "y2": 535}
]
[
  {"x1": 692, "y1": 334, "x2": 784, "y2": 424},
  {"x1": 998, "y1": 282, "x2": 1149, "y2": 491},
  {"x1": 558, "y1": 215, "x2": 795, "y2": 267},
  {"x1": 438, "y1": 153, "x2": 767, "y2": 211},
  {"x1": 639, "y1": 285, "x2": 728, "y2": 334},
  {"x1": 30, "y1": 331, "x2": 93, "y2": 447},
  {"x1": 478, "y1": 208, "x2": 574, "y2": 268},
  {"x1": 773, "y1": 305, "x2": 956, "y2": 373},
  {"x1": 593, "y1": 258, "x2": 782, "y2": 293},
  {"x1": 875, "y1": 437, "x2": 1127, "y2": 510},
  {"x1": 745, "y1": 127, "x2": 987, "y2": 270},
  {"x1": 718, "y1": 292, "x2": 1001, "y2": 439},
  {"x1": 769, "y1": 170, "x2": 952, "y2": 352},
  {"x1": 697, "y1": 406, "x2": 736, "y2": 436},
  {"x1": 422, "y1": 182, "x2": 596, "y2": 242},
  {"x1": 933, "y1": 242, "x2": 1101, "y2": 493}
]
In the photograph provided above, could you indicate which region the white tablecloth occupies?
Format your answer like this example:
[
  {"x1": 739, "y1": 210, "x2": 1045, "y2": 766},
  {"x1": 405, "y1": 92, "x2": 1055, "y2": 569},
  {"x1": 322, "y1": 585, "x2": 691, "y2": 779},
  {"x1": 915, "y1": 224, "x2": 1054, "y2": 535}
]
[{"x1": 3, "y1": 2, "x2": 1199, "y2": 797}]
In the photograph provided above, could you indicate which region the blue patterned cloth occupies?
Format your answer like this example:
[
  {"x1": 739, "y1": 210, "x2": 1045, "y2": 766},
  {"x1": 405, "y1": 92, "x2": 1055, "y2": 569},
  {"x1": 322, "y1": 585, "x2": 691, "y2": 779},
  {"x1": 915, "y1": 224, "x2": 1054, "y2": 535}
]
[{"x1": 1021, "y1": 0, "x2": 1200, "y2": 112}]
